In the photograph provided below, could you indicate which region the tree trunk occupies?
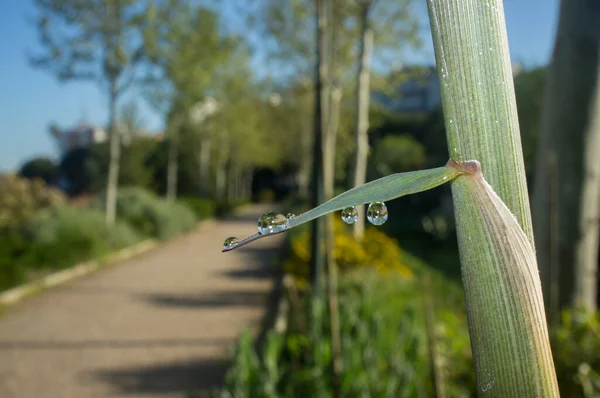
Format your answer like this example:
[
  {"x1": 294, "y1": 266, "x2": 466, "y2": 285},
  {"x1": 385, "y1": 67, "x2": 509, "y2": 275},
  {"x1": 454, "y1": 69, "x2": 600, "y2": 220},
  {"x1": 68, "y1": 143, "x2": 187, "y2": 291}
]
[
  {"x1": 215, "y1": 132, "x2": 229, "y2": 201},
  {"x1": 298, "y1": 126, "x2": 312, "y2": 198},
  {"x1": 532, "y1": 0, "x2": 600, "y2": 312},
  {"x1": 198, "y1": 136, "x2": 212, "y2": 196},
  {"x1": 227, "y1": 163, "x2": 237, "y2": 202},
  {"x1": 323, "y1": 86, "x2": 341, "y2": 199},
  {"x1": 349, "y1": 6, "x2": 374, "y2": 240},
  {"x1": 574, "y1": 74, "x2": 600, "y2": 311},
  {"x1": 310, "y1": 0, "x2": 327, "y2": 291},
  {"x1": 105, "y1": 82, "x2": 120, "y2": 226},
  {"x1": 166, "y1": 126, "x2": 179, "y2": 201}
]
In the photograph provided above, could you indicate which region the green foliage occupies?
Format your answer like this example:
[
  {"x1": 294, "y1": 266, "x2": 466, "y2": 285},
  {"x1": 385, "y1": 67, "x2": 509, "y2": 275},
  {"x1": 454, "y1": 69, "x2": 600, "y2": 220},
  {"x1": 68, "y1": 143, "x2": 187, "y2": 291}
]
[
  {"x1": 215, "y1": 200, "x2": 247, "y2": 217},
  {"x1": 93, "y1": 187, "x2": 197, "y2": 240},
  {"x1": 146, "y1": 137, "x2": 201, "y2": 196},
  {"x1": 18, "y1": 156, "x2": 59, "y2": 186},
  {"x1": 24, "y1": 205, "x2": 140, "y2": 272},
  {"x1": 514, "y1": 67, "x2": 547, "y2": 173},
  {"x1": 552, "y1": 309, "x2": 600, "y2": 398},
  {"x1": 59, "y1": 147, "x2": 103, "y2": 196},
  {"x1": 0, "y1": 175, "x2": 66, "y2": 229},
  {"x1": 372, "y1": 134, "x2": 426, "y2": 176},
  {"x1": 221, "y1": 269, "x2": 476, "y2": 397},
  {"x1": 31, "y1": 0, "x2": 147, "y2": 85},
  {"x1": 92, "y1": 136, "x2": 159, "y2": 190},
  {"x1": 179, "y1": 197, "x2": 216, "y2": 220},
  {"x1": 0, "y1": 229, "x2": 30, "y2": 290}
]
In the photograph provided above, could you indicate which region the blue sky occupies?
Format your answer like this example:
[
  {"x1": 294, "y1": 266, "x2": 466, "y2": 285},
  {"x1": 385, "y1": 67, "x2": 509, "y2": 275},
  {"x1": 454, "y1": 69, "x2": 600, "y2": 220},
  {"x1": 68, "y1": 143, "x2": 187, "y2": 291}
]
[{"x1": 0, "y1": 0, "x2": 559, "y2": 172}]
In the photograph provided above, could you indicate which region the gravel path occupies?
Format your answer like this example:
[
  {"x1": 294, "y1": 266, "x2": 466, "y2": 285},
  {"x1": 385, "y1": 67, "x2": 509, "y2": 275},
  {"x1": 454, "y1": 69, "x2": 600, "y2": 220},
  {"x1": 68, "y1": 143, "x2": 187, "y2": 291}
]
[{"x1": 0, "y1": 205, "x2": 283, "y2": 398}]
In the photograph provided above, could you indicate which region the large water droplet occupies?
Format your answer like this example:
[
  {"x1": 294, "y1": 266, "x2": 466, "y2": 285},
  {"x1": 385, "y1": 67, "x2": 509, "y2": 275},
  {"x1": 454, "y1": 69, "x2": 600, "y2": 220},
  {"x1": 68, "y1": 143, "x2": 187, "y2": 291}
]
[
  {"x1": 341, "y1": 206, "x2": 358, "y2": 224},
  {"x1": 257, "y1": 212, "x2": 288, "y2": 235},
  {"x1": 223, "y1": 237, "x2": 239, "y2": 250},
  {"x1": 367, "y1": 202, "x2": 388, "y2": 226}
]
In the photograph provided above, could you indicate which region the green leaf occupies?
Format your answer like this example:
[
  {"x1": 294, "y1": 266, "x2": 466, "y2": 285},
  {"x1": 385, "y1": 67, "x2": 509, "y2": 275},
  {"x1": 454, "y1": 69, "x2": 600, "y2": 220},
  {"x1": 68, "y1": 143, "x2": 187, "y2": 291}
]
[{"x1": 222, "y1": 165, "x2": 459, "y2": 251}]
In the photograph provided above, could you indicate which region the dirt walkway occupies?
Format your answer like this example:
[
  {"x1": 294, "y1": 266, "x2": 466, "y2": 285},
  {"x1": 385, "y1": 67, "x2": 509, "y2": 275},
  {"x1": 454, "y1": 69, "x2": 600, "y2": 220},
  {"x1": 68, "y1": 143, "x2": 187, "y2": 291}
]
[{"x1": 0, "y1": 205, "x2": 284, "y2": 398}]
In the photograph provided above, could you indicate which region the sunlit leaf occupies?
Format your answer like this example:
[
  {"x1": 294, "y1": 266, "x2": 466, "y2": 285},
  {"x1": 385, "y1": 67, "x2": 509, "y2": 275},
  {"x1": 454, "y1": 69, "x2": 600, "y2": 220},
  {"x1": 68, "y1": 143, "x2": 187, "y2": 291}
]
[{"x1": 223, "y1": 165, "x2": 459, "y2": 252}]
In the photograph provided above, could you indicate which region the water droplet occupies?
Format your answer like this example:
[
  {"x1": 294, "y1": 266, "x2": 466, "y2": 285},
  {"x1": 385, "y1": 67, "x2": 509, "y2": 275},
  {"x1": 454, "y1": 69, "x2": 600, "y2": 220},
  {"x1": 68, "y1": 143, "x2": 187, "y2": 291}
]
[
  {"x1": 286, "y1": 213, "x2": 296, "y2": 220},
  {"x1": 257, "y1": 212, "x2": 288, "y2": 235},
  {"x1": 223, "y1": 237, "x2": 239, "y2": 250},
  {"x1": 367, "y1": 202, "x2": 388, "y2": 226},
  {"x1": 449, "y1": 119, "x2": 453, "y2": 124},
  {"x1": 341, "y1": 206, "x2": 358, "y2": 224}
]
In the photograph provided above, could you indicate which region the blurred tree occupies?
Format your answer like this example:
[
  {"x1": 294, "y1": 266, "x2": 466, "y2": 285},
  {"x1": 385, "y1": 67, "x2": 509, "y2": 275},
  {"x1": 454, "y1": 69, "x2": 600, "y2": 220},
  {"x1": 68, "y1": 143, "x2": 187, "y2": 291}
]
[
  {"x1": 118, "y1": 100, "x2": 146, "y2": 145},
  {"x1": 246, "y1": 0, "x2": 419, "y2": 238},
  {"x1": 146, "y1": 134, "x2": 200, "y2": 197},
  {"x1": 59, "y1": 148, "x2": 102, "y2": 196},
  {"x1": 513, "y1": 67, "x2": 547, "y2": 175},
  {"x1": 18, "y1": 157, "x2": 59, "y2": 186},
  {"x1": 347, "y1": 0, "x2": 420, "y2": 239},
  {"x1": 532, "y1": 0, "x2": 600, "y2": 315},
  {"x1": 92, "y1": 136, "x2": 158, "y2": 190},
  {"x1": 142, "y1": 2, "x2": 232, "y2": 199},
  {"x1": 209, "y1": 55, "x2": 281, "y2": 201},
  {"x1": 31, "y1": 0, "x2": 150, "y2": 225},
  {"x1": 372, "y1": 134, "x2": 426, "y2": 176}
]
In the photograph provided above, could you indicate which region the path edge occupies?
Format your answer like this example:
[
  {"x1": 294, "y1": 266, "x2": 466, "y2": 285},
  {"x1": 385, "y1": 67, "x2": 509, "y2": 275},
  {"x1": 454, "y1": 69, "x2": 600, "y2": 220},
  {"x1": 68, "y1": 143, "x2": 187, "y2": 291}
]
[{"x1": 0, "y1": 218, "x2": 217, "y2": 308}]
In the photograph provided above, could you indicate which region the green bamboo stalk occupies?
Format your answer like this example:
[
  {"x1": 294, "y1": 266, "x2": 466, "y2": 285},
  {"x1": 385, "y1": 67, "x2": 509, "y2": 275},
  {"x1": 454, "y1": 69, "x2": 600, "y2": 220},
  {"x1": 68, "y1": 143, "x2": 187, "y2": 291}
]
[
  {"x1": 427, "y1": 0, "x2": 559, "y2": 396},
  {"x1": 427, "y1": 0, "x2": 533, "y2": 242}
]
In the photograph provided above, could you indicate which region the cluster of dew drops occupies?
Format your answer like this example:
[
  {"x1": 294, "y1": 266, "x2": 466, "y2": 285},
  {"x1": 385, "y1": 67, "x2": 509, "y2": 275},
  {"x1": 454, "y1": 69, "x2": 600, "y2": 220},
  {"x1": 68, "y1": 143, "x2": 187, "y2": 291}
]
[{"x1": 223, "y1": 202, "x2": 388, "y2": 251}]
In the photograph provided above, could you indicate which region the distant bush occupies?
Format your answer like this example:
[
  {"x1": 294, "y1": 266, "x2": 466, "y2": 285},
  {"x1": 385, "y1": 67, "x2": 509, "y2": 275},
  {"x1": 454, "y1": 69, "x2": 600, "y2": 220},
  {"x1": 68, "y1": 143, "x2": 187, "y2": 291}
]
[
  {"x1": 215, "y1": 199, "x2": 247, "y2": 217},
  {"x1": 283, "y1": 219, "x2": 412, "y2": 286},
  {"x1": 0, "y1": 175, "x2": 66, "y2": 229},
  {"x1": 0, "y1": 228, "x2": 30, "y2": 290},
  {"x1": 18, "y1": 156, "x2": 59, "y2": 186},
  {"x1": 372, "y1": 134, "x2": 426, "y2": 176},
  {"x1": 93, "y1": 187, "x2": 197, "y2": 240},
  {"x1": 24, "y1": 205, "x2": 140, "y2": 271},
  {"x1": 179, "y1": 197, "x2": 216, "y2": 220}
]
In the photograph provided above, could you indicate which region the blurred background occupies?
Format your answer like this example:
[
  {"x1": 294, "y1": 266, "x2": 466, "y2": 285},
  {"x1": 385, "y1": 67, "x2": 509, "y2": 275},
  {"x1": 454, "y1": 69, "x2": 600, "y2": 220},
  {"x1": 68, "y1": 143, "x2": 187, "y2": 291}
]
[{"x1": 0, "y1": 0, "x2": 599, "y2": 397}]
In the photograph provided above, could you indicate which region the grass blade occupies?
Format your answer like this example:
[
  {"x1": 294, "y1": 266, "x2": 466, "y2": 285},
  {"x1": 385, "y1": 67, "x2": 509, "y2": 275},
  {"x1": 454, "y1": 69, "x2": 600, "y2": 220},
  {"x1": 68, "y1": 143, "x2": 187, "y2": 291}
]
[{"x1": 222, "y1": 165, "x2": 459, "y2": 252}]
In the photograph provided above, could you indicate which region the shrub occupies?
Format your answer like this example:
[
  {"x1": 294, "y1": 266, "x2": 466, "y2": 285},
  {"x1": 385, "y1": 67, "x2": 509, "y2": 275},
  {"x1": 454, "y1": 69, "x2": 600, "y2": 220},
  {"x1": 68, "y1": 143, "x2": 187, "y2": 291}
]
[
  {"x1": 221, "y1": 269, "x2": 476, "y2": 397},
  {"x1": 18, "y1": 156, "x2": 59, "y2": 186},
  {"x1": 0, "y1": 228, "x2": 30, "y2": 290},
  {"x1": 93, "y1": 187, "x2": 197, "y2": 240},
  {"x1": 24, "y1": 205, "x2": 140, "y2": 271},
  {"x1": 371, "y1": 134, "x2": 426, "y2": 176},
  {"x1": 215, "y1": 200, "x2": 247, "y2": 217},
  {"x1": 179, "y1": 197, "x2": 216, "y2": 220},
  {"x1": 552, "y1": 309, "x2": 600, "y2": 397},
  {"x1": 0, "y1": 175, "x2": 65, "y2": 229},
  {"x1": 283, "y1": 219, "x2": 412, "y2": 286}
]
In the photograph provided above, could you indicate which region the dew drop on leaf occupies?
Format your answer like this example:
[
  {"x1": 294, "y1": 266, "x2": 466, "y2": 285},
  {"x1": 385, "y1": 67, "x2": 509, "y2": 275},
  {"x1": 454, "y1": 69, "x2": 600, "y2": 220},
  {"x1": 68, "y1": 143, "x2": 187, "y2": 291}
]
[
  {"x1": 286, "y1": 213, "x2": 296, "y2": 220},
  {"x1": 223, "y1": 237, "x2": 240, "y2": 250},
  {"x1": 341, "y1": 206, "x2": 358, "y2": 224},
  {"x1": 367, "y1": 202, "x2": 388, "y2": 226},
  {"x1": 257, "y1": 212, "x2": 288, "y2": 235}
]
